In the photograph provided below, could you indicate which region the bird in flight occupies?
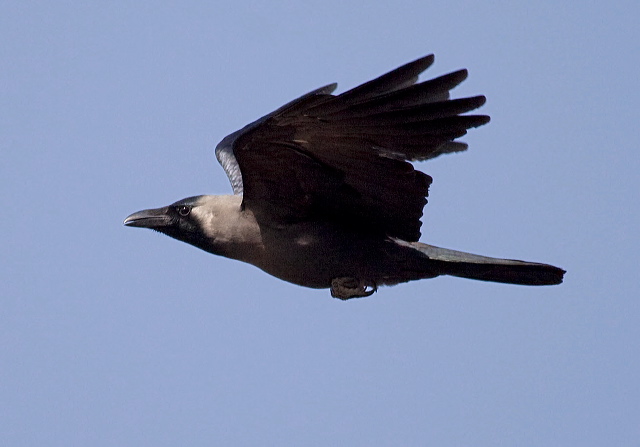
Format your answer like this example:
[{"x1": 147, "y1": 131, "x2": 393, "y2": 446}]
[{"x1": 124, "y1": 55, "x2": 565, "y2": 299}]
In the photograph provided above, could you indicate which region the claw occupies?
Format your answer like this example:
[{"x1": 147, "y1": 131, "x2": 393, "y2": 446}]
[{"x1": 330, "y1": 277, "x2": 378, "y2": 300}]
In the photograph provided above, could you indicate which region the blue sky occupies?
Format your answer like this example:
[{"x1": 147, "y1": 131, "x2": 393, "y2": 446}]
[{"x1": 1, "y1": 1, "x2": 638, "y2": 445}]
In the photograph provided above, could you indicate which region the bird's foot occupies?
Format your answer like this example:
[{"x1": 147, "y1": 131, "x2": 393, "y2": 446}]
[{"x1": 330, "y1": 277, "x2": 377, "y2": 300}]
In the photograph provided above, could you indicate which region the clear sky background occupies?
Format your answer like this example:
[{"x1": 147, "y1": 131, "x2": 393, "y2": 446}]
[{"x1": 1, "y1": 1, "x2": 638, "y2": 446}]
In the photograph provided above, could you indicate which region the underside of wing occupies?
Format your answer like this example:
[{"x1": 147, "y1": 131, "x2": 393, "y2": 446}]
[{"x1": 222, "y1": 55, "x2": 489, "y2": 241}]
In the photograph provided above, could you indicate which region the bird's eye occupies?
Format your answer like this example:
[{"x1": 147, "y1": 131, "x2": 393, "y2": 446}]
[{"x1": 176, "y1": 205, "x2": 191, "y2": 217}]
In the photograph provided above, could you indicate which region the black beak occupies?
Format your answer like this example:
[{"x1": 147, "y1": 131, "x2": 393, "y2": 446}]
[{"x1": 124, "y1": 207, "x2": 172, "y2": 229}]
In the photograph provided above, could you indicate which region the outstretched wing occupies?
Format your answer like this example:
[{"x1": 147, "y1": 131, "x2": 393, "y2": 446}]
[{"x1": 214, "y1": 55, "x2": 489, "y2": 242}]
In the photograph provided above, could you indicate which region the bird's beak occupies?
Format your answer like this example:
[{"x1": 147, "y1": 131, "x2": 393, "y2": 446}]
[{"x1": 123, "y1": 207, "x2": 172, "y2": 229}]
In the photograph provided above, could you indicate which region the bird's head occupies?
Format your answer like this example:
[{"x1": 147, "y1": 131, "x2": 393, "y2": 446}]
[
  {"x1": 124, "y1": 195, "x2": 212, "y2": 248},
  {"x1": 124, "y1": 194, "x2": 249, "y2": 257}
]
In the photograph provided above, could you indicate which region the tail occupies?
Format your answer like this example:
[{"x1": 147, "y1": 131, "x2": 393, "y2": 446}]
[{"x1": 400, "y1": 241, "x2": 565, "y2": 285}]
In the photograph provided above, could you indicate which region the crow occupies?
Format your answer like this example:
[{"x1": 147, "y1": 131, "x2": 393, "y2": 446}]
[{"x1": 124, "y1": 55, "x2": 565, "y2": 299}]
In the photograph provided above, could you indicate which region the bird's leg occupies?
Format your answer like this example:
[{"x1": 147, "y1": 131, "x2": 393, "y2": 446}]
[{"x1": 330, "y1": 277, "x2": 377, "y2": 300}]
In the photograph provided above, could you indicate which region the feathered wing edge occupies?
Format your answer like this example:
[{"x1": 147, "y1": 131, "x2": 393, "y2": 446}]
[{"x1": 282, "y1": 54, "x2": 490, "y2": 162}]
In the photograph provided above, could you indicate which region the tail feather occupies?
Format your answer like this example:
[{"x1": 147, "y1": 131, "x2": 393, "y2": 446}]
[{"x1": 404, "y1": 241, "x2": 565, "y2": 286}]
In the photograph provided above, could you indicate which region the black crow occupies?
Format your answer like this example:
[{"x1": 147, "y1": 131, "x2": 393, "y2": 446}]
[{"x1": 125, "y1": 55, "x2": 565, "y2": 299}]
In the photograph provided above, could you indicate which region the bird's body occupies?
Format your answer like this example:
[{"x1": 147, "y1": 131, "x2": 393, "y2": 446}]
[
  {"x1": 244, "y1": 214, "x2": 436, "y2": 291},
  {"x1": 125, "y1": 55, "x2": 565, "y2": 299}
]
